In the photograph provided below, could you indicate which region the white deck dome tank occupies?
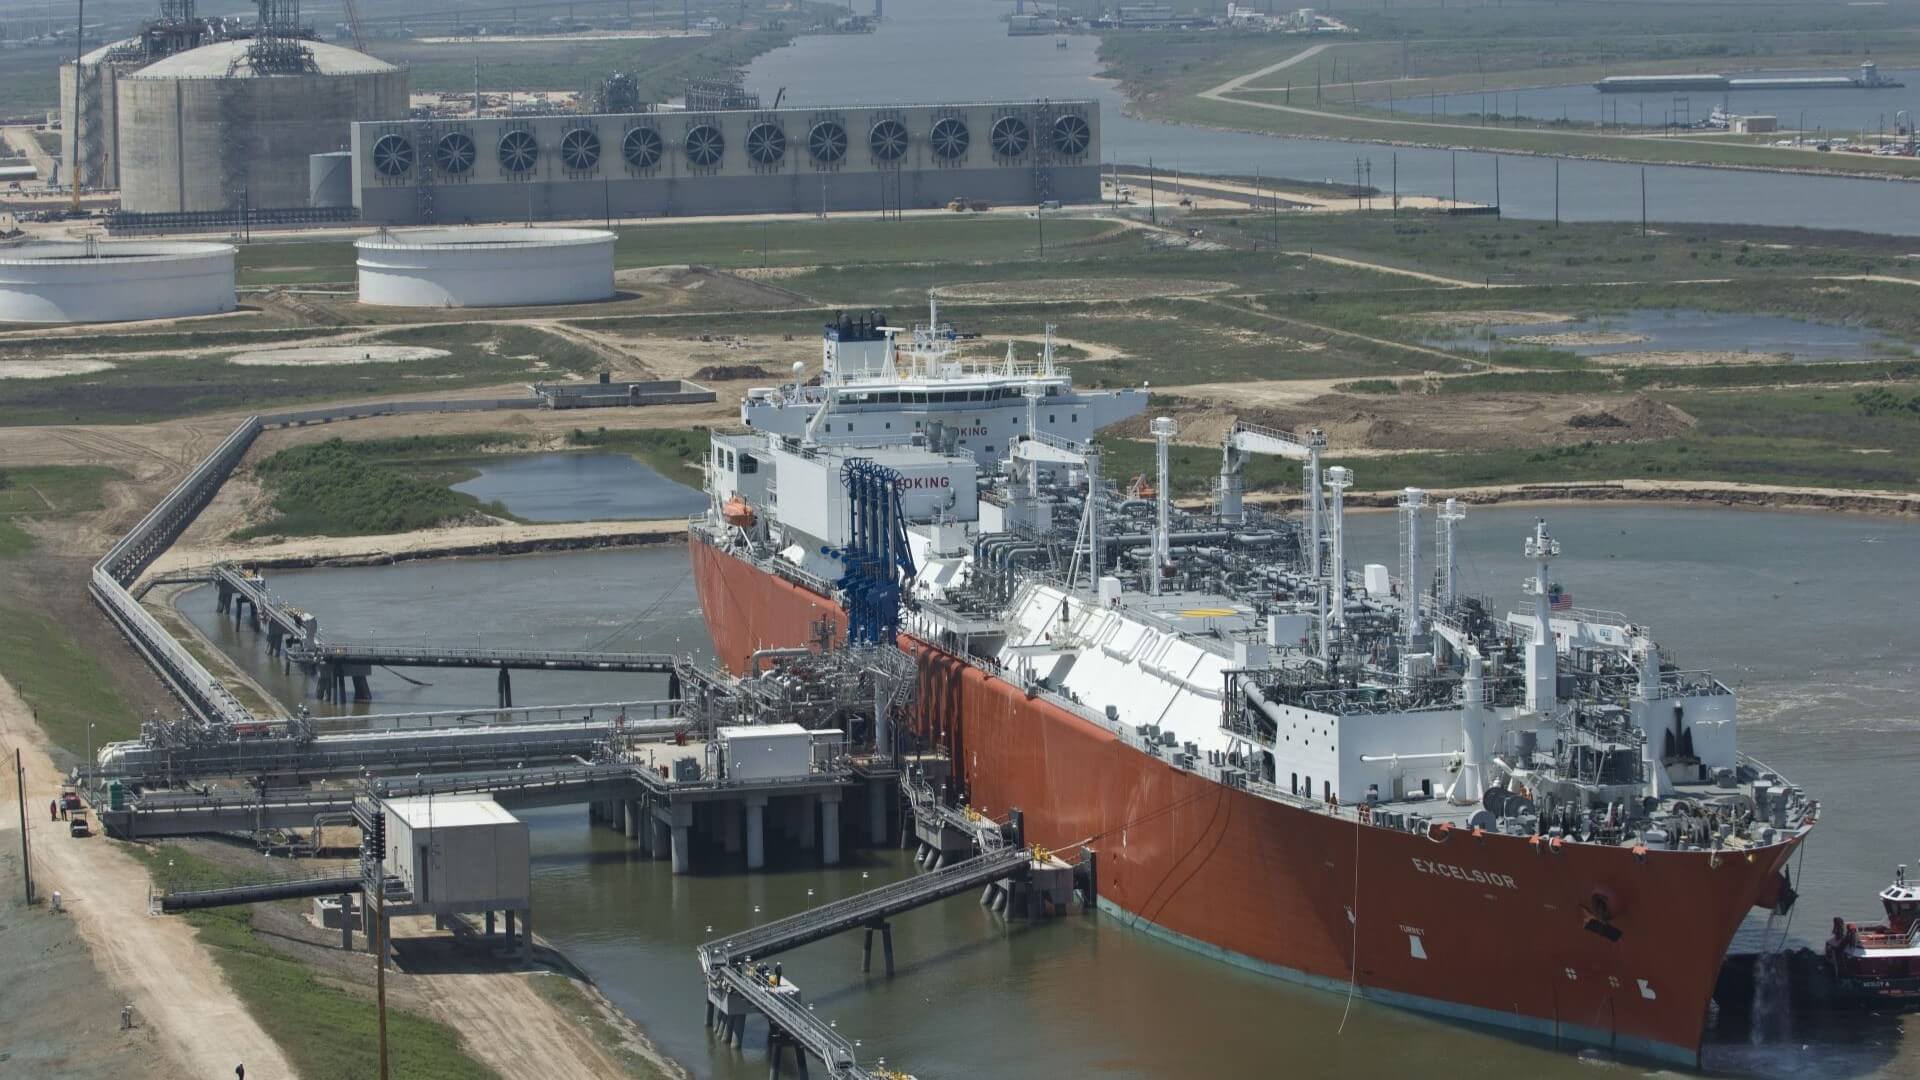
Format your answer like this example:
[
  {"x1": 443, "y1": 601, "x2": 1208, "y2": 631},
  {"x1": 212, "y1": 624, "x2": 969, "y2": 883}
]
[
  {"x1": 354, "y1": 227, "x2": 616, "y2": 308},
  {"x1": 0, "y1": 239, "x2": 236, "y2": 323}
]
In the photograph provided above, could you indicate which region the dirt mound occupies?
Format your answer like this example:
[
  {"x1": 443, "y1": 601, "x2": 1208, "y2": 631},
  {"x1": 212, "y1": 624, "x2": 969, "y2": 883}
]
[
  {"x1": 1388, "y1": 309, "x2": 1573, "y2": 330},
  {"x1": 1568, "y1": 411, "x2": 1627, "y2": 429},
  {"x1": 692, "y1": 364, "x2": 774, "y2": 381}
]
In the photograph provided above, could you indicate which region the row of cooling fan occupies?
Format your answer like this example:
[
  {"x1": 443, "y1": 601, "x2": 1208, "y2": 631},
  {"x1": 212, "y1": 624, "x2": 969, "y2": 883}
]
[{"x1": 367, "y1": 113, "x2": 1092, "y2": 179}]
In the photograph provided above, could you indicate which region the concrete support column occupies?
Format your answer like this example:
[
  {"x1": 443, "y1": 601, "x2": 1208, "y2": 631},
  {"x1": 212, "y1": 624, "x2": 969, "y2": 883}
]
[
  {"x1": 505, "y1": 909, "x2": 516, "y2": 940},
  {"x1": 745, "y1": 795, "x2": 767, "y2": 871},
  {"x1": 485, "y1": 910, "x2": 496, "y2": 936},
  {"x1": 650, "y1": 813, "x2": 670, "y2": 860},
  {"x1": 668, "y1": 801, "x2": 693, "y2": 875},
  {"x1": 624, "y1": 800, "x2": 640, "y2": 846},
  {"x1": 820, "y1": 791, "x2": 842, "y2": 867},
  {"x1": 867, "y1": 779, "x2": 888, "y2": 846},
  {"x1": 722, "y1": 801, "x2": 743, "y2": 856},
  {"x1": 521, "y1": 907, "x2": 533, "y2": 962},
  {"x1": 796, "y1": 795, "x2": 816, "y2": 850}
]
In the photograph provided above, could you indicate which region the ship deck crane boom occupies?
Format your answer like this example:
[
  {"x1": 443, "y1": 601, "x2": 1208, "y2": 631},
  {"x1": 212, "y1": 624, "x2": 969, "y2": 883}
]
[{"x1": 1217, "y1": 421, "x2": 1327, "y2": 575}]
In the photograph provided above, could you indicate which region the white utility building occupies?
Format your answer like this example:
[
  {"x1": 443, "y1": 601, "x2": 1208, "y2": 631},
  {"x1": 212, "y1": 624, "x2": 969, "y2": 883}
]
[
  {"x1": 379, "y1": 794, "x2": 533, "y2": 956},
  {"x1": 354, "y1": 226, "x2": 616, "y2": 308}
]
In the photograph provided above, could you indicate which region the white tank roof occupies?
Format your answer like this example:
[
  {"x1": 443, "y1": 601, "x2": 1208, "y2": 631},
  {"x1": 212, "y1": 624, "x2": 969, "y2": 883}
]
[{"x1": 129, "y1": 38, "x2": 396, "y2": 79}]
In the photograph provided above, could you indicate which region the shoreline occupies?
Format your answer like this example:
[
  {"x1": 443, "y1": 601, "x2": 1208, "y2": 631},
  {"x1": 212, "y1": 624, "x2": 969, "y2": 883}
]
[
  {"x1": 1240, "y1": 479, "x2": 1920, "y2": 517},
  {"x1": 151, "y1": 518, "x2": 688, "y2": 574}
]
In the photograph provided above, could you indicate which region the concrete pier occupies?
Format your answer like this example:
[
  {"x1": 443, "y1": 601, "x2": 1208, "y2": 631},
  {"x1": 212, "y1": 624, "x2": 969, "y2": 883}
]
[{"x1": 746, "y1": 795, "x2": 767, "y2": 871}]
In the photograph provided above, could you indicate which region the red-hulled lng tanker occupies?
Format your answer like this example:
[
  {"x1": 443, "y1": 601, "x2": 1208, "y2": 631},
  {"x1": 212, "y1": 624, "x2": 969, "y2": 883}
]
[{"x1": 689, "y1": 311, "x2": 1815, "y2": 1065}]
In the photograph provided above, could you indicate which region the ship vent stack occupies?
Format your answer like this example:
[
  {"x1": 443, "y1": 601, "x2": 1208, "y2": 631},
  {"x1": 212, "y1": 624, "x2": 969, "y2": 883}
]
[
  {"x1": 1325, "y1": 466, "x2": 1352, "y2": 631},
  {"x1": 1456, "y1": 650, "x2": 1488, "y2": 804},
  {"x1": 1523, "y1": 519, "x2": 1561, "y2": 713},
  {"x1": 1438, "y1": 497, "x2": 1465, "y2": 609},
  {"x1": 1023, "y1": 380, "x2": 1046, "y2": 498},
  {"x1": 1306, "y1": 429, "x2": 1326, "y2": 579},
  {"x1": 1150, "y1": 417, "x2": 1177, "y2": 596},
  {"x1": 1398, "y1": 487, "x2": 1426, "y2": 647}
]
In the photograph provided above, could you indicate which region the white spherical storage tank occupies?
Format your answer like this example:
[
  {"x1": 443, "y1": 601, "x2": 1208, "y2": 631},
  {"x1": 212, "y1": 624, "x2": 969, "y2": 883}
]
[
  {"x1": 0, "y1": 240, "x2": 236, "y2": 323},
  {"x1": 355, "y1": 227, "x2": 616, "y2": 308}
]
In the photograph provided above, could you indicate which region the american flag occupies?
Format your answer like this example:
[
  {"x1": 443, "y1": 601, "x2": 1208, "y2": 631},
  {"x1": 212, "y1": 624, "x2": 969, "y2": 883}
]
[{"x1": 1549, "y1": 588, "x2": 1573, "y2": 612}]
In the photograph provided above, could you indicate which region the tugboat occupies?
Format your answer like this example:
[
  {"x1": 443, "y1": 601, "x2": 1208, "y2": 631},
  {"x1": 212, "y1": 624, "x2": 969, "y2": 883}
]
[{"x1": 1826, "y1": 864, "x2": 1920, "y2": 1004}]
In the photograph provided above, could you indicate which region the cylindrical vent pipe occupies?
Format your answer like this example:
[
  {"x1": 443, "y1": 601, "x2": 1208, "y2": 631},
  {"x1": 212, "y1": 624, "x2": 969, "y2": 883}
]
[{"x1": 1149, "y1": 416, "x2": 1177, "y2": 596}]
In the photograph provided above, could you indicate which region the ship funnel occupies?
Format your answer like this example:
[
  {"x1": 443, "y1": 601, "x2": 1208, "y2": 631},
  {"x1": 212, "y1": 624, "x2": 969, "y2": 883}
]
[{"x1": 1150, "y1": 417, "x2": 1177, "y2": 596}]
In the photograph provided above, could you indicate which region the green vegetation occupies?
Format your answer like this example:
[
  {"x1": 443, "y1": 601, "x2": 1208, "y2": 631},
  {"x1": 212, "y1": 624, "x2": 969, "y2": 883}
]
[
  {"x1": 131, "y1": 845, "x2": 498, "y2": 1080},
  {"x1": 241, "y1": 434, "x2": 533, "y2": 538},
  {"x1": 566, "y1": 426, "x2": 708, "y2": 482},
  {"x1": 0, "y1": 603, "x2": 138, "y2": 754},
  {"x1": 1345, "y1": 358, "x2": 1920, "y2": 396},
  {"x1": 0, "y1": 520, "x2": 30, "y2": 557},
  {"x1": 387, "y1": 26, "x2": 790, "y2": 106},
  {"x1": 0, "y1": 465, "x2": 120, "y2": 515},
  {"x1": 0, "y1": 324, "x2": 602, "y2": 426}
]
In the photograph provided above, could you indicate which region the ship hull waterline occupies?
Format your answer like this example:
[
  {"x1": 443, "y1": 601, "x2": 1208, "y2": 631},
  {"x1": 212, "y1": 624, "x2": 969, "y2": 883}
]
[{"x1": 689, "y1": 534, "x2": 1804, "y2": 1066}]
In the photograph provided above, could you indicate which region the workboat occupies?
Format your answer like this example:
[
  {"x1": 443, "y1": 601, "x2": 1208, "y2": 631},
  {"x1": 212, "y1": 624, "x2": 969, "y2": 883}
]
[
  {"x1": 1825, "y1": 865, "x2": 1920, "y2": 1004},
  {"x1": 689, "y1": 364, "x2": 1817, "y2": 1065}
]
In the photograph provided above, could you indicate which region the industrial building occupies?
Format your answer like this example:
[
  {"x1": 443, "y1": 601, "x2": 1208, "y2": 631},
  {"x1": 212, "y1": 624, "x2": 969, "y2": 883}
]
[
  {"x1": 355, "y1": 226, "x2": 616, "y2": 308},
  {"x1": 348, "y1": 100, "x2": 1100, "y2": 225},
  {"x1": 0, "y1": 239, "x2": 235, "y2": 323},
  {"x1": 117, "y1": 38, "x2": 406, "y2": 214}
]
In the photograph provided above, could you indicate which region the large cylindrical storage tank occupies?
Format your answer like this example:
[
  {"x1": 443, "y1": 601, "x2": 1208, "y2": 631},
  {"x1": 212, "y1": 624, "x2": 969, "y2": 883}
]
[
  {"x1": 116, "y1": 39, "x2": 406, "y2": 214},
  {"x1": 0, "y1": 240, "x2": 236, "y2": 323},
  {"x1": 355, "y1": 228, "x2": 617, "y2": 308}
]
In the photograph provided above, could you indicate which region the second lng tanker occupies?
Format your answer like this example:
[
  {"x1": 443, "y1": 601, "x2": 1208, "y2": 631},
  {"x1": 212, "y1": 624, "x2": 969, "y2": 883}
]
[{"x1": 688, "y1": 303, "x2": 1817, "y2": 1065}]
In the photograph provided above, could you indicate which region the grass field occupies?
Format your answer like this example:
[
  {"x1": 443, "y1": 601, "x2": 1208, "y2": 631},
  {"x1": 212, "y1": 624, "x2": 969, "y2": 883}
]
[
  {"x1": 0, "y1": 324, "x2": 603, "y2": 426},
  {"x1": 239, "y1": 434, "x2": 535, "y2": 538},
  {"x1": 131, "y1": 844, "x2": 498, "y2": 1080},
  {"x1": 232, "y1": 216, "x2": 1128, "y2": 288},
  {"x1": 0, "y1": 465, "x2": 120, "y2": 515},
  {"x1": 0, "y1": 602, "x2": 139, "y2": 755}
]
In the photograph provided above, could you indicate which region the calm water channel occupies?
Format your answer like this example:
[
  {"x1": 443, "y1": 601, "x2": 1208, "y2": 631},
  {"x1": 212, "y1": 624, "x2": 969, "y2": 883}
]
[
  {"x1": 747, "y1": 0, "x2": 1920, "y2": 234},
  {"x1": 181, "y1": 505, "x2": 1920, "y2": 1079}
]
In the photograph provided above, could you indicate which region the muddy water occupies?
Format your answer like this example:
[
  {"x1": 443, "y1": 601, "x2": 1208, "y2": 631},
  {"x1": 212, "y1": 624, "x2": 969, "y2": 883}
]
[
  {"x1": 453, "y1": 453, "x2": 707, "y2": 523},
  {"x1": 1424, "y1": 309, "x2": 1906, "y2": 361},
  {"x1": 181, "y1": 505, "x2": 1920, "y2": 1078}
]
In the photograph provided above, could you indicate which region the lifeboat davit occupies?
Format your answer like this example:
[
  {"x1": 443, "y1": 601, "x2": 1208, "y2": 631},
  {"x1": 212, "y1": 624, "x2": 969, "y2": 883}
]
[{"x1": 721, "y1": 495, "x2": 757, "y2": 528}]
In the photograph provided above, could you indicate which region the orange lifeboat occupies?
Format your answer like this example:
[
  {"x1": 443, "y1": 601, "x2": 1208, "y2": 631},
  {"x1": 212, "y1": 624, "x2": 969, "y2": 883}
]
[{"x1": 721, "y1": 495, "x2": 757, "y2": 528}]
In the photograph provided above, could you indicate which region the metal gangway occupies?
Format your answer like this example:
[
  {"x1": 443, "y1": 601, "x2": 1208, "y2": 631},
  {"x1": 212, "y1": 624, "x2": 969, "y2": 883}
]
[
  {"x1": 701, "y1": 845, "x2": 1033, "y2": 972},
  {"x1": 699, "y1": 844, "x2": 1036, "y2": 1079},
  {"x1": 292, "y1": 642, "x2": 678, "y2": 674}
]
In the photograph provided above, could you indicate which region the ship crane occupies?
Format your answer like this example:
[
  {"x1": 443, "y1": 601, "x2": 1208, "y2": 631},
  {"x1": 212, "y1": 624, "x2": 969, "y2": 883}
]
[{"x1": 1216, "y1": 421, "x2": 1327, "y2": 576}]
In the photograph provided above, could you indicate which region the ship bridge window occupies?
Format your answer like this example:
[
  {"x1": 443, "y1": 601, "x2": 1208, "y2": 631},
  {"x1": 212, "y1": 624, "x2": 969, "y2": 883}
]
[
  {"x1": 968, "y1": 390, "x2": 985, "y2": 402},
  {"x1": 877, "y1": 392, "x2": 899, "y2": 404},
  {"x1": 910, "y1": 392, "x2": 927, "y2": 404},
  {"x1": 1047, "y1": 386, "x2": 1060, "y2": 396},
  {"x1": 739, "y1": 454, "x2": 757, "y2": 473}
]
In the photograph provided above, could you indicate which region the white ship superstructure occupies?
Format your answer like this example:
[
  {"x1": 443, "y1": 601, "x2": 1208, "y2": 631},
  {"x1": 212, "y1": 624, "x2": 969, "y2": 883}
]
[{"x1": 737, "y1": 293, "x2": 1147, "y2": 462}]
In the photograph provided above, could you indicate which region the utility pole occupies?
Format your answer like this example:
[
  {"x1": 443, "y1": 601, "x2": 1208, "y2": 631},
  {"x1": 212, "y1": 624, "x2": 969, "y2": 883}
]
[
  {"x1": 1640, "y1": 166, "x2": 1648, "y2": 236},
  {"x1": 1391, "y1": 151, "x2": 1398, "y2": 217},
  {"x1": 71, "y1": 0, "x2": 83, "y2": 213},
  {"x1": 15, "y1": 748, "x2": 31, "y2": 904},
  {"x1": 1493, "y1": 155, "x2": 1500, "y2": 218},
  {"x1": 1450, "y1": 150, "x2": 1457, "y2": 208},
  {"x1": 1036, "y1": 203, "x2": 1044, "y2": 256}
]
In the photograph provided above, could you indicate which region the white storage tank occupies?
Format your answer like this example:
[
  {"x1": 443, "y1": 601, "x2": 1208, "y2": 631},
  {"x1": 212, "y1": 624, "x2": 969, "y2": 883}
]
[
  {"x1": 354, "y1": 226, "x2": 616, "y2": 308},
  {"x1": 0, "y1": 239, "x2": 236, "y2": 323}
]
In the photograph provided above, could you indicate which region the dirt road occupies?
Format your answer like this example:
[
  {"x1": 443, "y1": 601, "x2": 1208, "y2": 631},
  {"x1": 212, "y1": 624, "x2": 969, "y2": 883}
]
[
  {"x1": 0, "y1": 676, "x2": 294, "y2": 1079},
  {"x1": 154, "y1": 518, "x2": 686, "y2": 575}
]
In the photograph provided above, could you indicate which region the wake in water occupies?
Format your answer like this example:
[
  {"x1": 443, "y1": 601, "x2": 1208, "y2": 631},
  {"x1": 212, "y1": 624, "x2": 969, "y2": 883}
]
[{"x1": 1749, "y1": 912, "x2": 1794, "y2": 1046}]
